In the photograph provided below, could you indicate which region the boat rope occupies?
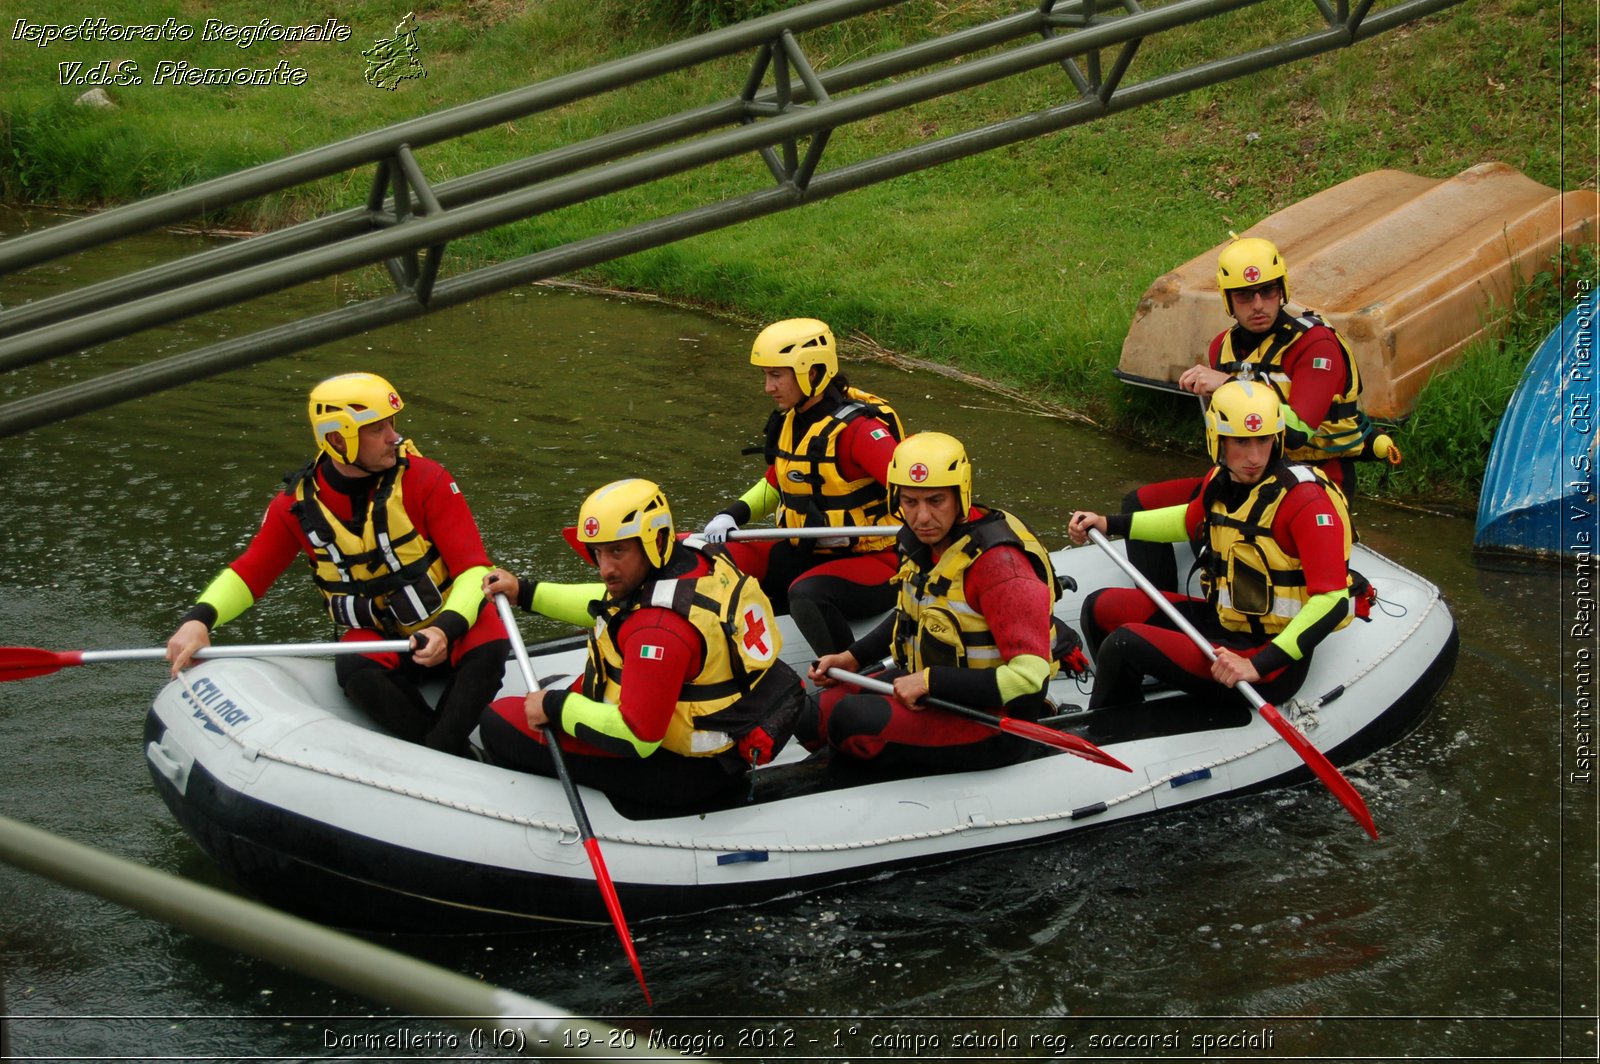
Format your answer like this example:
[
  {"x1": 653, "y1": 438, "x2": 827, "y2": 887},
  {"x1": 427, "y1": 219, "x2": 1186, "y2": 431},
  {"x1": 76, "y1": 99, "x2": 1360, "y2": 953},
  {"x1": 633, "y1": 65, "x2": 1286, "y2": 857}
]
[
  {"x1": 166, "y1": 563, "x2": 1441, "y2": 857},
  {"x1": 171, "y1": 671, "x2": 579, "y2": 838},
  {"x1": 1279, "y1": 553, "x2": 1439, "y2": 727}
]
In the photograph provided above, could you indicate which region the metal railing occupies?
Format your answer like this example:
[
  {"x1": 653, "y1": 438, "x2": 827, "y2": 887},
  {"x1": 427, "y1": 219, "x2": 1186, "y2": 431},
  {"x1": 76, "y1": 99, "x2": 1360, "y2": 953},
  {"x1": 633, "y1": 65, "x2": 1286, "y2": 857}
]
[
  {"x1": 0, "y1": 0, "x2": 1464, "y2": 438},
  {"x1": 0, "y1": 814, "x2": 691, "y2": 1060}
]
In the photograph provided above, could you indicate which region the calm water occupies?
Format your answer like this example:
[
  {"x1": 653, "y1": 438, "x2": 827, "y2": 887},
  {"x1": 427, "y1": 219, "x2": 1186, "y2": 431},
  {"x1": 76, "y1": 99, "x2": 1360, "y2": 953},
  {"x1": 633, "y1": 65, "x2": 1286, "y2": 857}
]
[{"x1": 0, "y1": 209, "x2": 1591, "y2": 1061}]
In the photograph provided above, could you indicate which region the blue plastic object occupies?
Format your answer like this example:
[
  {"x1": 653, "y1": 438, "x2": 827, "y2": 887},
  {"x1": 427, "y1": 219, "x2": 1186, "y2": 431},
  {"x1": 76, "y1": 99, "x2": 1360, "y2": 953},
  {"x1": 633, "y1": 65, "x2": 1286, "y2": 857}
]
[{"x1": 1475, "y1": 303, "x2": 1599, "y2": 556}]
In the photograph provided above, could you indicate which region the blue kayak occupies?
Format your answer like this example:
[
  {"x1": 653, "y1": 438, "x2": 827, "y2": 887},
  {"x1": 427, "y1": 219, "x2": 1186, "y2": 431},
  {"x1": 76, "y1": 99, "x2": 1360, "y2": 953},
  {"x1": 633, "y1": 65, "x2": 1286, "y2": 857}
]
[{"x1": 1475, "y1": 303, "x2": 1598, "y2": 557}]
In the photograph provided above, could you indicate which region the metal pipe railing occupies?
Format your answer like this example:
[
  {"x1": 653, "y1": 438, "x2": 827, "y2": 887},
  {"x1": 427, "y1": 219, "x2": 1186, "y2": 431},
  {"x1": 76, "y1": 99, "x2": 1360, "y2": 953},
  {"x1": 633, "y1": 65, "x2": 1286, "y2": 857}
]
[
  {"x1": 0, "y1": 0, "x2": 1269, "y2": 372},
  {"x1": 0, "y1": 3, "x2": 1067, "y2": 339},
  {"x1": 0, "y1": 0, "x2": 906, "y2": 274},
  {"x1": 0, "y1": 814, "x2": 690, "y2": 1060},
  {"x1": 0, "y1": 0, "x2": 1468, "y2": 438},
  {"x1": 0, "y1": 0, "x2": 1466, "y2": 439}
]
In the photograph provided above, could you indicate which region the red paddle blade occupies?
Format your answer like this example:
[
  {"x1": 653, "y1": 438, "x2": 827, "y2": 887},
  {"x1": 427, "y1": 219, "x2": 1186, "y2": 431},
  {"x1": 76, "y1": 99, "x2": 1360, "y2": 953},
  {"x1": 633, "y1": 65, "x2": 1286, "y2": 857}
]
[
  {"x1": 1257, "y1": 702, "x2": 1378, "y2": 839},
  {"x1": 0, "y1": 646, "x2": 82, "y2": 681},
  {"x1": 582, "y1": 837, "x2": 652, "y2": 1007},
  {"x1": 996, "y1": 716, "x2": 1132, "y2": 772},
  {"x1": 487, "y1": 695, "x2": 535, "y2": 736}
]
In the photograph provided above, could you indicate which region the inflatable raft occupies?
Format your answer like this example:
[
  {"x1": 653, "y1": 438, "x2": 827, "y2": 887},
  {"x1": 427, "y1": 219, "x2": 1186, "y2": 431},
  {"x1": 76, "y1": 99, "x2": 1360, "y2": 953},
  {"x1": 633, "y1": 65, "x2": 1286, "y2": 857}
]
[{"x1": 144, "y1": 542, "x2": 1458, "y2": 931}]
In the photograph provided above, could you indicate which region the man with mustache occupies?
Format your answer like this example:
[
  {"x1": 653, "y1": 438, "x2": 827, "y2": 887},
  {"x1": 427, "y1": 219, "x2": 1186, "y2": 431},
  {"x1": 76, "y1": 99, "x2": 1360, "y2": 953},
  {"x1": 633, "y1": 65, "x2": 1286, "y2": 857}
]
[
  {"x1": 808, "y1": 432, "x2": 1069, "y2": 773},
  {"x1": 1124, "y1": 234, "x2": 1395, "y2": 590},
  {"x1": 479, "y1": 478, "x2": 805, "y2": 809}
]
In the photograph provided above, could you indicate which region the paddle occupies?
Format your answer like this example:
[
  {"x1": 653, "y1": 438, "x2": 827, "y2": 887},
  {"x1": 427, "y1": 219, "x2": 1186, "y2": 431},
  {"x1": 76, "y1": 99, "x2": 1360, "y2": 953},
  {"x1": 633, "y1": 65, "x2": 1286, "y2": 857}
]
[
  {"x1": 825, "y1": 666, "x2": 1131, "y2": 772},
  {"x1": 0, "y1": 639, "x2": 414, "y2": 682},
  {"x1": 491, "y1": 594, "x2": 652, "y2": 1006},
  {"x1": 565, "y1": 524, "x2": 896, "y2": 556},
  {"x1": 1085, "y1": 528, "x2": 1378, "y2": 838},
  {"x1": 724, "y1": 525, "x2": 898, "y2": 541}
]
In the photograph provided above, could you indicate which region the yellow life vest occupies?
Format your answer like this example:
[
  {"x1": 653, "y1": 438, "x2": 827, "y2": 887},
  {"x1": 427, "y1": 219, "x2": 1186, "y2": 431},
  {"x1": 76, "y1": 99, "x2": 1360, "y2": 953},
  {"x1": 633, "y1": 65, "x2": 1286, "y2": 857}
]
[
  {"x1": 1219, "y1": 310, "x2": 1371, "y2": 462},
  {"x1": 1200, "y1": 464, "x2": 1353, "y2": 636},
  {"x1": 287, "y1": 452, "x2": 454, "y2": 637},
  {"x1": 770, "y1": 386, "x2": 904, "y2": 552},
  {"x1": 890, "y1": 508, "x2": 1061, "y2": 674},
  {"x1": 582, "y1": 542, "x2": 786, "y2": 758}
]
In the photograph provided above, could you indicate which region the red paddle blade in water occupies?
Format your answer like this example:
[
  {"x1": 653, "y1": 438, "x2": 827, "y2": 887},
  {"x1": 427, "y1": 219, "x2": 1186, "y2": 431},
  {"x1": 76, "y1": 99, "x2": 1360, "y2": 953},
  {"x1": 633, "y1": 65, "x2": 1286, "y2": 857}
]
[
  {"x1": 1257, "y1": 702, "x2": 1378, "y2": 839},
  {"x1": 0, "y1": 646, "x2": 83, "y2": 681},
  {"x1": 583, "y1": 837, "x2": 653, "y2": 1007}
]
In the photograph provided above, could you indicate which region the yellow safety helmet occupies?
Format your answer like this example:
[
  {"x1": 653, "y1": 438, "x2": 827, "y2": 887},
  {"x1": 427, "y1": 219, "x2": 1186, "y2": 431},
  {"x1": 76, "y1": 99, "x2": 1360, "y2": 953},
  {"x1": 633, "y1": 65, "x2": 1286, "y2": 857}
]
[
  {"x1": 887, "y1": 431, "x2": 972, "y2": 517},
  {"x1": 749, "y1": 318, "x2": 837, "y2": 398},
  {"x1": 1216, "y1": 233, "x2": 1290, "y2": 313},
  {"x1": 1206, "y1": 379, "x2": 1285, "y2": 462},
  {"x1": 308, "y1": 372, "x2": 404, "y2": 464},
  {"x1": 573, "y1": 478, "x2": 676, "y2": 569}
]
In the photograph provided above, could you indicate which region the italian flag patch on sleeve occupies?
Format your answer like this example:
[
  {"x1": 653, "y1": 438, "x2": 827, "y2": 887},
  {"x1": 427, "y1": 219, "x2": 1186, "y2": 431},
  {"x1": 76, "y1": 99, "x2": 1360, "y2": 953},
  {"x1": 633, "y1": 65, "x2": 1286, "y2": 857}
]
[
  {"x1": 639, "y1": 644, "x2": 665, "y2": 660},
  {"x1": 1316, "y1": 513, "x2": 1334, "y2": 526},
  {"x1": 1311, "y1": 356, "x2": 1332, "y2": 371},
  {"x1": 869, "y1": 428, "x2": 890, "y2": 441}
]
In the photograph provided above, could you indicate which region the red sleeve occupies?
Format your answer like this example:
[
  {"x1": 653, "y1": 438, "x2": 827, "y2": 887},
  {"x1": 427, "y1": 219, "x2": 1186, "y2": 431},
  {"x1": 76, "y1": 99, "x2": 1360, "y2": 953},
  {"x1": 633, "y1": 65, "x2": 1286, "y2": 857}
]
[
  {"x1": 1277, "y1": 326, "x2": 1348, "y2": 432},
  {"x1": 1183, "y1": 470, "x2": 1218, "y2": 540},
  {"x1": 1272, "y1": 482, "x2": 1349, "y2": 594},
  {"x1": 962, "y1": 546, "x2": 1053, "y2": 661},
  {"x1": 399, "y1": 457, "x2": 493, "y2": 574},
  {"x1": 836, "y1": 416, "x2": 898, "y2": 483},
  {"x1": 611, "y1": 608, "x2": 706, "y2": 743},
  {"x1": 227, "y1": 492, "x2": 312, "y2": 598},
  {"x1": 1206, "y1": 329, "x2": 1227, "y2": 369}
]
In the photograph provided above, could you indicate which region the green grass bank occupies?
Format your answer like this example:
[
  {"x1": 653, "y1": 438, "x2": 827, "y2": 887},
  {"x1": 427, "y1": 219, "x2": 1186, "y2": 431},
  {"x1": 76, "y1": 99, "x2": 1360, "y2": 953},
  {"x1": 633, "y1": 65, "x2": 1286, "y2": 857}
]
[{"x1": 3, "y1": 0, "x2": 1594, "y2": 508}]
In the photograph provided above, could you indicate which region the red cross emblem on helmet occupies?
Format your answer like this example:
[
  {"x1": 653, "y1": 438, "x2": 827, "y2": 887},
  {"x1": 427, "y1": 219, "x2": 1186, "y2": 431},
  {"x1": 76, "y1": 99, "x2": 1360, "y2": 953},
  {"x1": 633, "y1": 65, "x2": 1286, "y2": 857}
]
[
  {"x1": 1244, "y1": 413, "x2": 1264, "y2": 432},
  {"x1": 1242, "y1": 265, "x2": 1261, "y2": 283},
  {"x1": 583, "y1": 516, "x2": 600, "y2": 538},
  {"x1": 909, "y1": 462, "x2": 930, "y2": 483},
  {"x1": 387, "y1": 391, "x2": 402, "y2": 410}
]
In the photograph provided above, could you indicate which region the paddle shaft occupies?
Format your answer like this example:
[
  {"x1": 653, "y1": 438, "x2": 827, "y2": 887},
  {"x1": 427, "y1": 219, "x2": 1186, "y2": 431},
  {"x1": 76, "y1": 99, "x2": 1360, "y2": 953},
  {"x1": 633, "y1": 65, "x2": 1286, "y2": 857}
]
[
  {"x1": 1085, "y1": 529, "x2": 1377, "y2": 838},
  {"x1": 824, "y1": 666, "x2": 1131, "y2": 771},
  {"x1": 0, "y1": 639, "x2": 418, "y2": 683},
  {"x1": 85, "y1": 641, "x2": 414, "y2": 665},
  {"x1": 494, "y1": 596, "x2": 579, "y2": 811},
  {"x1": 724, "y1": 525, "x2": 895, "y2": 541},
  {"x1": 829, "y1": 667, "x2": 1017, "y2": 727},
  {"x1": 492, "y1": 594, "x2": 652, "y2": 1006},
  {"x1": 1085, "y1": 529, "x2": 1274, "y2": 708}
]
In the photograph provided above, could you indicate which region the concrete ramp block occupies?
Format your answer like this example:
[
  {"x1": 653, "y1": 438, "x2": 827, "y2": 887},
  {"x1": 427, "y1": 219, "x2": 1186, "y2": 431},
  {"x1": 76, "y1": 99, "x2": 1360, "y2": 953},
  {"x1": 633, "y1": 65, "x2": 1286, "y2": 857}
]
[{"x1": 1117, "y1": 163, "x2": 1599, "y2": 419}]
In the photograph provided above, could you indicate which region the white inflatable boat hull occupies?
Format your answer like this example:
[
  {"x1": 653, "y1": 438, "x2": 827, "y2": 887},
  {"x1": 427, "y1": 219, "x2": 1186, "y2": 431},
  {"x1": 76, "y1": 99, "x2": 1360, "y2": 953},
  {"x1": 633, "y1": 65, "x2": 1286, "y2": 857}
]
[{"x1": 144, "y1": 544, "x2": 1457, "y2": 929}]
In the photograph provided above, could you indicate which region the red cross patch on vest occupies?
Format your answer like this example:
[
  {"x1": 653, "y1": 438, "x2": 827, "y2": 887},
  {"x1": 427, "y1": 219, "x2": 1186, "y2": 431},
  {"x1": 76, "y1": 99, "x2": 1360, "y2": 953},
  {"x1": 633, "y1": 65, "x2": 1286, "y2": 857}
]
[{"x1": 740, "y1": 605, "x2": 774, "y2": 661}]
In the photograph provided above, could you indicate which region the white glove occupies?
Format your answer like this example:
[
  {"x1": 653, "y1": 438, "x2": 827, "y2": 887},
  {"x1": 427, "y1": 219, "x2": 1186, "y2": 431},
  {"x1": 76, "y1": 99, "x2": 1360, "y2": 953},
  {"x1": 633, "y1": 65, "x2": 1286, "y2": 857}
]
[{"x1": 702, "y1": 513, "x2": 739, "y2": 543}]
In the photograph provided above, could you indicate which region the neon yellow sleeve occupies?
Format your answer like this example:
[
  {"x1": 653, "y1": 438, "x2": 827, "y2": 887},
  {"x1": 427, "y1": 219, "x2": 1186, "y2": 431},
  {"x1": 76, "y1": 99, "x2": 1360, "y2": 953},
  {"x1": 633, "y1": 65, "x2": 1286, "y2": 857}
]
[
  {"x1": 530, "y1": 581, "x2": 607, "y2": 628},
  {"x1": 442, "y1": 564, "x2": 491, "y2": 624},
  {"x1": 740, "y1": 479, "x2": 780, "y2": 522},
  {"x1": 1281, "y1": 406, "x2": 1317, "y2": 437},
  {"x1": 995, "y1": 653, "x2": 1052, "y2": 705},
  {"x1": 1129, "y1": 504, "x2": 1189, "y2": 543},
  {"x1": 555, "y1": 692, "x2": 660, "y2": 757},
  {"x1": 197, "y1": 568, "x2": 256, "y2": 628},
  {"x1": 1271, "y1": 589, "x2": 1351, "y2": 661}
]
